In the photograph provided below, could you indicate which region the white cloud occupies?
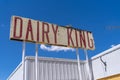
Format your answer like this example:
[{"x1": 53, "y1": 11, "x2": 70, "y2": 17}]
[{"x1": 40, "y1": 44, "x2": 75, "y2": 52}]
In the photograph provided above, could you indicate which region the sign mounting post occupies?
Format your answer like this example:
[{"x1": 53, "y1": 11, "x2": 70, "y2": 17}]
[
  {"x1": 76, "y1": 48, "x2": 82, "y2": 80},
  {"x1": 22, "y1": 41, "x2": 26, "y2": 80},
  {"x1": 84, "y1": 49, "x2": 92, "y2": 80},
  {"x1": 35, "y1": 43, "x2": 38, "y2": 80}
]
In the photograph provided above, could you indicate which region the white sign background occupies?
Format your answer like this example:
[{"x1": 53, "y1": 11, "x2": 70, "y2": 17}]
[{"x1": 10, "y1": 16, "x2": 95, "y2": 50}]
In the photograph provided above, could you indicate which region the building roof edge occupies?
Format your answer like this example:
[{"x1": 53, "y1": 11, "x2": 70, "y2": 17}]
[{"x1": 91, "y1": 44, "x2": 120, "y2": 60}]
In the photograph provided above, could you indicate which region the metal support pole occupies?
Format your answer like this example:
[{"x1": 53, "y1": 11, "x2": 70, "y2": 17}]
[
  {"x1": 84, "y1": 49, "x2": 91, "y2": 80},
  {"x1": 22, "y1": 41, "x2": 26, "y2": 80},
  {"x1": 35, "y1": 43, "x2": 38, "y2": 80},
  {"x1": 76, "y1": 48, "x2": 82, "y2": 80}
]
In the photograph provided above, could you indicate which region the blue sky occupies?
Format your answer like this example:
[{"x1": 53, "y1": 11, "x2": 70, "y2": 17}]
[{"x1": 0, "y1": 0, "x2": 120, "y2": 80}]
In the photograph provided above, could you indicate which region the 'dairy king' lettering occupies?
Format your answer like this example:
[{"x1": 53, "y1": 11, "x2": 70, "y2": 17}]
[{"x1": 10, "y1": 16, "x2": 95, "y2": 50}]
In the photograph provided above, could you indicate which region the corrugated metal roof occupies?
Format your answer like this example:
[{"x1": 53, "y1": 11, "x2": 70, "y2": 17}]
[{"x1": 26, "y1": 56, "x2": 86, "y2": 63}]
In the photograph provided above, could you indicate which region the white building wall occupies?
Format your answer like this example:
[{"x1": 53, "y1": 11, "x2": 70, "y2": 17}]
[
  {"x1": 7, "y1": 63, "x2": 23, "y2": 80},
  {"x1": 7, "y1": 57, "x2": 88, "y2": 80},
  {"x1": 91, "y1": 44, "x2": 120, "y2": 80},
  {"x1": 8, "y1": 44, "x2": 120, "y2": 80},
  {"x1": 26, "y1": 57, "x2": 88, "y2": 80}
]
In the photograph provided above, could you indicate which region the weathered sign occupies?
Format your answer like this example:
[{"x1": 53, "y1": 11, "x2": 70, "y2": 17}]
[{"x1": 10, "y1": 16, "x2": 95, "y2": 50}]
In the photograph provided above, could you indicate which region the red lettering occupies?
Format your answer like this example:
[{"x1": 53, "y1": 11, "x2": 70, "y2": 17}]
[
  {"x1": 26, "y1": 20, "x2": 34, "y2": 40},
  {"x1": 37, "y1": 21, "x2": 39, "y2": 42},
  {"x1": 79, "y1": 31, "x2": 86, "y2": 48},
  {"x1": 52, "y1": 24, "x2": 58, "y2": 44},
  {"x1": 75, "y1": 30, "x2": 78, "y2": 47},
  {"x1": 87, "y1": 32, "x2": 94, "y2": 48},
  {"x1": 67, "y1": 28, "x2": 74, "y2": 47},
  {"x1": 13, "y1": 17, "x2": 23, "y2": 38},
  {"x1": 42, "y1": 22, "x2": 50, "y2": 43}
]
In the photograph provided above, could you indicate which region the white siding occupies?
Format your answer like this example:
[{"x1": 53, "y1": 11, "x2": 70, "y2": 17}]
[
  {"x1": 26, "y1": 57, "x2": 87, "y2": 80},
  {"x1": 7, "y1": 56, "x2": 89, "y2": 80}
]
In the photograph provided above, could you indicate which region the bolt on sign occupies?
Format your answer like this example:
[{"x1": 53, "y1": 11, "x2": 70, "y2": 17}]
[{"x1": 10, "y1": 16, "x2": 95, "y2": 50}]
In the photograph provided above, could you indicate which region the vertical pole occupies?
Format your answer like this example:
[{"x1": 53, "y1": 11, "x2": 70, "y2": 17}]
[
  {"x1": 22, "y1": 41, "x2": 26, "y2": 80},
  {"x1": 76, "y1": 48, "x2": 82, "y2": 80},
  {"x1": 84, "y1": 49, "x2": 91, "y2": 80},
  {"x1": 35, "y1": 43, "x2": 38, "y2": 80}
]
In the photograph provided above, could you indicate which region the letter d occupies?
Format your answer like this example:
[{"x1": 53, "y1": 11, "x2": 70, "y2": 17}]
[{"x1": 13, "y1": 17, "x2": 23, "y2": 38}]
